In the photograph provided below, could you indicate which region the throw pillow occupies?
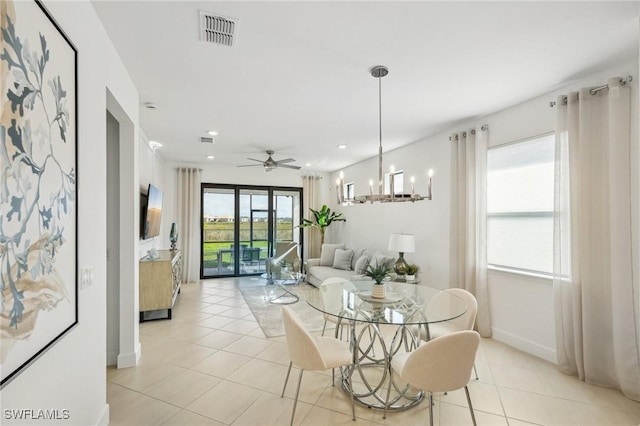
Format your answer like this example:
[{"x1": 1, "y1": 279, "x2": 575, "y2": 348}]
[
  {"x1": 333, "y1": 249, "x2": 354, "y2": 271},
  {"x1": 350, "y1": 248, "x2": 366, "y2": 271},
  {"x1": 319, "y1": 243, "x2": 346, "y2": 266},
  {"x1": 354, "y1": 254, "x2": 371, "y2": 274},
  {"x1": 370, "y1": 251, "x2": 394, "y2": 269}
]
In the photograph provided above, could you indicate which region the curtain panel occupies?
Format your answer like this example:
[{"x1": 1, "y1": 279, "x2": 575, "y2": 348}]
[
  {"x1": 302, "y1": 175, "x2": 322, "y2": 260},
  {"x1": 449, "y1": 128, "x2": 491, "y2": 337},
  {"x1": 177, "y1": 167, "x2": 202, "y2": 283},
  {"x1": 553, "y1": 77, "x2": 640, "y2": 401}
]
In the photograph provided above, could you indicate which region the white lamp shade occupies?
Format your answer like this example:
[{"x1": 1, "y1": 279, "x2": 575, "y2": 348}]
[{"x1": 388, "y1": 233, "x2": 415, "y2": 253}]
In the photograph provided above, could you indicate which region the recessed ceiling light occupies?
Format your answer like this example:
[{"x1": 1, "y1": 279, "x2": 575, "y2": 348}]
[
  {"x1": 208, "y1": 130, "x2": 218, "y2": 136},
  {"x1": 206, "y1": 155, "x2": 215, "y2": 160},
  {"x1": 144, "y1": 102, "x2": 158, "y2": 110},
  {"x1": 148, "y1": 140, "x2": 162, "y2": 150},
  {"x1": 305, "y1": 163, "x2": 312, "y2": 167},
  {"x1": 337, "y1": 144, "x2": 347, "y2": 149}
]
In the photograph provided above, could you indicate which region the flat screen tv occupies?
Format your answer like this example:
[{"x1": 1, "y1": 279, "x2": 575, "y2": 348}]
[{"x1": 142, "y1": 183, "x2": 163, "y2": 239}]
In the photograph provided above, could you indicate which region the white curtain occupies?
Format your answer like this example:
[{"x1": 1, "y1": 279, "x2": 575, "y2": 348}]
[
  {"x1": 553, "y1": 78, "x2": 640, "y2": 400},
  {"x1": 177, "y1": 167, "x2": 202, "y2": 283},
  {"x1": 302, "y1": 175, "x2": 322, "y2": 260},
  {"x1": 449, "y1": 128, "x2": 491, "y2": 337}
]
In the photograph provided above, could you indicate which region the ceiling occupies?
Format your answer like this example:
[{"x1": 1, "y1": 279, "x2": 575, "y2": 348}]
[{"x1": 92, "y1": 1, "x2": 639, "y2": 172}]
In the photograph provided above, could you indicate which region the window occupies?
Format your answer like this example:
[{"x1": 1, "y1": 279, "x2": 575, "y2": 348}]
[
  {"x1": 384, "y1": 170, "x2": 404, "y2": 195},
  {"x1": 487, "y1": 134, "x2": 555, "y2": 274},
  {"x1": 345, "y1": 182, "x2": 354, "y2": 200}
]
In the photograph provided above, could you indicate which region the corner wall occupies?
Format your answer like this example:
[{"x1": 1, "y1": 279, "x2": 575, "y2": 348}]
[
  {"x1": 331, "y1": 59, "x2": 639, "y2": 362},
  {"x1": 0, "y1": 1, "x2": 139, "y2": 425}
]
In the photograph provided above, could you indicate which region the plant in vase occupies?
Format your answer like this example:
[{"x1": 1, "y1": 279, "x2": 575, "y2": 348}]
[
  {"x1": 404, "y1": 264, "x2": 419, "y2": 282},
  {"x1": 394, "y1": 264, "x2": 406, "y2": 281},
  {"x1": 364, "y1": 263, "x2": 393, "y2": 299},
  {"x1": 298, "y1": 205, "x2": 346, "y2": 246}
]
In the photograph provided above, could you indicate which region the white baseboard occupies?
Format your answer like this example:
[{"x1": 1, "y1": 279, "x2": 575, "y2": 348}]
[
  {"x1": 491, "y1": 327, "x2": 557, "y2": 363},
  {"x1": 117, "y1": 342, "x2": 141, "y2": 368},
  {"x1": 97, "y1": 404, "x2": 109, "y2": 426}
]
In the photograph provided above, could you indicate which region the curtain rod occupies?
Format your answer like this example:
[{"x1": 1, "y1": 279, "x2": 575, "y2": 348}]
[
  {"x1": 449, "y1": 125, "x2": 489, "y2": 141},
  {"x1": 548, "y1": 75, "x2": 633, "y2": 107}
]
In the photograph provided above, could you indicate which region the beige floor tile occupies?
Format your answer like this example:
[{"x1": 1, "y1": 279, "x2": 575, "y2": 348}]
[
  {"x1": 199, "y1": 304, "x2": 233, "y2": 315},
  {"x1": 231, "y1": 389, "x2": 313, "y2": 426},
  {"x1": 255, "y1": 340, "x2": 291, "y2": 365},
  {"x1": 224, "y1": 335, "x2": 273, "y2": 357},
  {"x1": 299, "y1": 405, "x2": 372, "y2": 426},
  {"x1": 218, "y1": 306, "x2": 253, "y2": 319},
  {"x1": 499, "y1": 387, "x2": 575, "y2": 425},
  {"x1": 192, "y1": 350, "x2": 252, "y2": 379},
  {"x1": 490, "y1": 363, "x2": 550, "y2": 395},
  {"x1": 439, "y1": 401, "x2": 509, "y2": 426},
  {"x1": 282, "y1": 370, "x2": 332, "y2": 405},
  {"x1": 314, "y1": 382, "x2": 374, "y2": 421},
  {"x1": 506, "y1": 419, "x2": 543, "y2": 425},
  {"x1": 439, "y1": 380, "x2": 504, "y2": 416},
  {"x1": 193, "y1": 329, "x2": 244, "y2": 349},
  {"x1": 160, "y1": 409, "x2": 225, "y2": 426},
  {"x1": 109, "y1": 361, "x2": 183, "y2": 393},
  {"x1": 248, "y1": 327, "x2": 268, "y2": 338},
  {"x1": 107, "y1": 384, "x2": 180, "y2": 426},
  {"x1": 186, "y1": 380, "x2": 262, "y2": 424},
  {"x1": 198, "y1": 314, "x2": 237, "y2": 329},
  {"x1": 564, "y1": 398, "x2": 640, "y2": 425},
  {"x1": 145, "y1": 368, "x2": 220, "y2": 407},
  {"x1": 482, "y1": 340, "x2": 540, "y2": 371},
  {"x1": 165, "y1": 324, "x2": 217, "y2": 342},
  {"x1": 370, "y1": 399, "x2": 433, "y2": 425},
  {"x1": 162, "y1": 342, "x2": 218, "y2": 369},
  {"x1": 227, "y1": 358, "x2": 290, "y2": 394}
]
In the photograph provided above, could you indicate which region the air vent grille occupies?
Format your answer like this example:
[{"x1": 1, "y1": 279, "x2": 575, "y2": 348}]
[
  {"x1": 200, "y1": 136, "x2": 215, "y2": 144},
  {"x1": 200, "y1": 11, "x2": 238, "y2": 47}
]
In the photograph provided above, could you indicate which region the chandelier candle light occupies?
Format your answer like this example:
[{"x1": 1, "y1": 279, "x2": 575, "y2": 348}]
[{"x1": 336, "y1": 65, "x2": 433, "y2": 204}]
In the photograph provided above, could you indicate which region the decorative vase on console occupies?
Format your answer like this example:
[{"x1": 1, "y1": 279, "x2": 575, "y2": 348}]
[
  {"x1": 170, "y1": 223, "x2": 178, "y2": 251},
  {"x1": 365, "y1": 263, "x2": 393, "y2": 299}
]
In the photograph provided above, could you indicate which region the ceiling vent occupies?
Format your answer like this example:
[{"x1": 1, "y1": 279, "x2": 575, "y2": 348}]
[
  {"x1": 199, "y1": 11, "x2": 238, "y2": 47},
  {"x1": 200, "y1": 136, "x2": 215, "y2": 144}
]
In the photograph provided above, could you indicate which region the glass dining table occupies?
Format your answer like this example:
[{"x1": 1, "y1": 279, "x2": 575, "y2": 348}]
[{"x1": 306, "y1": 280, "x2": 467, "y2": 411}]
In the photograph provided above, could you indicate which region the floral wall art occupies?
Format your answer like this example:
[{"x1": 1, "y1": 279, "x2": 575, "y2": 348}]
[{"x1": 1, "y1": 0, "x2": 77, "y2": 387}]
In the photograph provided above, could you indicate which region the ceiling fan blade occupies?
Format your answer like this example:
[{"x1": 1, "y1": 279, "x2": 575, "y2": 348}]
[
  {"x1": 278, "y1": 164, "x2": 301, "y2": 170},
  {"x1": 275, "y1": 158, "x2": 295, "y2": 164},
  {"x1": 237, "y1": 164, "x2": 263, "y2": 168},
  {"x1": 246, "y1": 158, "x2": 264, "y2": 163}
]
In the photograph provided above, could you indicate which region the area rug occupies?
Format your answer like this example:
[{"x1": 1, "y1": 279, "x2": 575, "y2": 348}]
[{"x1": 239, "y1": 283, "x2": 327, "y2": 338}]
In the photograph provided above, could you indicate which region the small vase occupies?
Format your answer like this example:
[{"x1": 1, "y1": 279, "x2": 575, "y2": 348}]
[
  {"x1": 406, "y1": 274, "x2": 415, "y2": 282},
  {"x1": 372, "y1": 283, "x2": 386, "y2": 299}
]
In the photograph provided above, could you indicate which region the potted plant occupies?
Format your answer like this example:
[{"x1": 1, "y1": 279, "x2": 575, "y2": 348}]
[
  {"x1": 298, "y1": 205, "x2": 345, "y2": 245},
  {"x1": 364, "y1": 263, "x2": 393, "y2": 299},
  {"x1": 404, "y1": 264, "x2": 419, "y2": 282}
]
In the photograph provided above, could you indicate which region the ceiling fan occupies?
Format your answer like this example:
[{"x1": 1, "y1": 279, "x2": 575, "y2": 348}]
[{"x1": 237, "y1": 150, "x2": 301, "y2": 172}]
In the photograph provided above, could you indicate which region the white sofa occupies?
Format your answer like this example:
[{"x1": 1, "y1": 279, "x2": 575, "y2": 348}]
[{"x1": 305, "y1": 244, "x2": 395, "y2": 287}]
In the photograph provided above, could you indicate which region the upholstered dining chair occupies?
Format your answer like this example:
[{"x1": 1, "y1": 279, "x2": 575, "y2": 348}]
[
  {"x1": 420, "y1": 288, "x2": 479, "y2": 380},
  {"x1": 319, "y1": 277, "x2": 357, "y2": 339},
  {"x1": 384, "y1": 330, "x2": 481, "y2": 425},
  {"x1": 281, "y1": 306, "x2": 355, "y2": 426}
]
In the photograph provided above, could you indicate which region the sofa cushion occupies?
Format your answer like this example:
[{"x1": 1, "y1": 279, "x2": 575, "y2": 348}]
[
  {"x1": 332, "y1": 249, "x2": 353, "y2": 271},
  {"x1": 320, "y1": 243, "x2": 345, "y2": 266},
  {"x1": 354, "y1": 254, "x2": 371, "y2": 274}
]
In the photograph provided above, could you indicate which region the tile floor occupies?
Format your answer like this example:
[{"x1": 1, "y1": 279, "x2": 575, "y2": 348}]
[{"x1": 107, "y1": 278, "x2": 640, "y2": 425}]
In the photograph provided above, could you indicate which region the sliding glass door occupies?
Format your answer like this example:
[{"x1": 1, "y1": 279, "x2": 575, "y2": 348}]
[{"x1": 201, "y1": 184, "x2": 302, "y2": 278}]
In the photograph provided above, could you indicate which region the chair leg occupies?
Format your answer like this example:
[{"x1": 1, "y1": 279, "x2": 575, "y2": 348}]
[
  {"x1": 347, "y1": 364, "x2": 355, "y2": 421},
  {"x1": 332, "y1": 368, "x2": 335, "y2": 386},
  {"x1": 428, "y1": 392, "x2": 434, "y2": 426},
  {"x1": 464, "y1": 385, "x2": 477, "y2": 426},
  {"x1": 321, "y1": 319, "x2": 327, "y2": 336},
  {"x1": 290, "y1": 369, "x2": 305, "y2": 426},
  {"x1": 281, "y1": 361, "x2": 293, "y2": 397},
  {"x1": 473, "y1": 363, "x2": 479, "y2": 380}
]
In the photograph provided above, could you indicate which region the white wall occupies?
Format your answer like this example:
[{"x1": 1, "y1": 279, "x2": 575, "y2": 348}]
[
  {"x1": 330, "y1": 59, "x2": 639, "y2": 362},
  {"x1": 0, "y1": 1, "x2": 139, "y2": 425},
  {"x1": 138, "y1": 133, "x2": 170, "y2": 257}
]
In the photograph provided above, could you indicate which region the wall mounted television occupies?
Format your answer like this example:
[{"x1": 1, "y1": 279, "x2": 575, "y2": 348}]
[{"x1": 141, "y1": 183, "x2": 163, "y2": 240}]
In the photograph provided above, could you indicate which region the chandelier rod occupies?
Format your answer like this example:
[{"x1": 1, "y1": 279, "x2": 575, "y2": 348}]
[{"x1": 377, "y1": 69, "x2": 383, "y2": 196}]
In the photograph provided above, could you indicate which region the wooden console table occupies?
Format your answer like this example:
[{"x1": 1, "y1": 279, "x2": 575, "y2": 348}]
[{"x1": 139, "y1": 250, "x2": 182, "y2": 321}]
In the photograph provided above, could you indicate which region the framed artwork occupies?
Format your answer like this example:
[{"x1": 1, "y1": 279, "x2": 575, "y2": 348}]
[{"x1": 1, "y1": 0, "x2": 78, "y2": 387}]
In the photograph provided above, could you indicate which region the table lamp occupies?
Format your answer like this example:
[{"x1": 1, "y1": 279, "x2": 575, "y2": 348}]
[{"x1": 388, "y1": 233, "x2": 415, "y2": 273}]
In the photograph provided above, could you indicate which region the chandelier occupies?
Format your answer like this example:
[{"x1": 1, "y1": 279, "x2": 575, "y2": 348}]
[{"x1": 336, "y1": 65, "x2": 432, "y2": 204}]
